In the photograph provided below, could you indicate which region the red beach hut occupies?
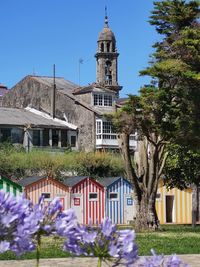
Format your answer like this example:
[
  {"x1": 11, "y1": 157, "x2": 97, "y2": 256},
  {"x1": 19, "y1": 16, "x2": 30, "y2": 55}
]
[{"x1": 63, "y1": 176, "x2": 105, "y2": 224}]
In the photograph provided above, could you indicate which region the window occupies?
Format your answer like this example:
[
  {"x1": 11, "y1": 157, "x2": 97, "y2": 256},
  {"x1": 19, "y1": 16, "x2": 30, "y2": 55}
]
[
  {"x1": 103, "y1": 121, "x2": 113, "y2": 134},
  {"x1": 101, "y1": 43, "x2": 104, "y2": 52},
  {"x1": 94, "y1": 94, "x2": 103, "y2": 106},
  {"x1": 74, "y1": 198, "x2": 80, "y2": 206},
  {"x1": 41, "y1": 193, "x2": 51, "y2": 199},
  {"x1": 104, "y1": 95, "x2": 112, "y2": 106},
  {"x1": 109, "y1": 192, "x2": 119, "y2": 200},
  {"x1": 105, "y1": 61, "x2": 112, "y2": 85},
  {"x1": 0, "y1": 128, "x2": 11, "y2": 142},
  {"x1": 93, "y1": 94, "x2": 112, "y2": 107},
  {"x1": 11, "y1": 128, "x2": 23, "y2": 143},
  {"x1": 89, "y1": 192, "x2": 98, "y2": 201},
  {"x1": 127, "y1": 198, "x2": 133, "y2": 206},
  {"x1": 71, "y1": 136, "x2": 76, "y2": 147},
  {"x1": 156, "y1": 193, "x2": 161, "y2": 201},
  {"x1": 33, "y1": 130, "x2": 40, "y2": 146},
  {"x1": 96, "y1": 121, "x2": 101, "y2": 134},
  {"x1": 107, "y1": 42, "x2": 110, "y2": 52}
]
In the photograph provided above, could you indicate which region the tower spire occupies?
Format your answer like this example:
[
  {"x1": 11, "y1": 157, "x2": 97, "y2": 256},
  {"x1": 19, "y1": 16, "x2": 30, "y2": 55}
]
[{"x1": 104, "y1": 6, "x2": 109, "y2": 27}]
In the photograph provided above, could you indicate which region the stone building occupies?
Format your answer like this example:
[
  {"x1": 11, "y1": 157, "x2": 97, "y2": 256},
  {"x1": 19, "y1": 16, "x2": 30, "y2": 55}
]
[
  {"x1": 0, "y1": 84, "x2": 8, "y2": 106},
  {"x1": 2, "y1": 14, "x2": 137, "y2": 151}
]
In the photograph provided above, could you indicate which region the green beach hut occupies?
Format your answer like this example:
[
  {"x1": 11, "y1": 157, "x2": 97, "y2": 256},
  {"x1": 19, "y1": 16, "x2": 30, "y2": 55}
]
[{"x1": 0, "y1": 176, "x2": 22, "y2": 196}]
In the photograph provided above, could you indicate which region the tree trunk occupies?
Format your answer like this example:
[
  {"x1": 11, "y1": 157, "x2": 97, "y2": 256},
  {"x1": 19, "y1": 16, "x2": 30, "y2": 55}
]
[
  {"x1": 118, "y1": 133, "x2": 163, "y2": 231},
  {"x1": 192, "y1": 184, "x2": 199, "y2": 228},
  {"x1": 135, "y1": 193, "x2": 159, "y2": 231}
]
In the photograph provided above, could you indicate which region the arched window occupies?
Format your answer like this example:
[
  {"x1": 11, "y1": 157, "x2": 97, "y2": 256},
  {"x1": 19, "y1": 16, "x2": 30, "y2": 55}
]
[
  {"x1": 107, "y1": 42, "x2": 110, "y2": 52},
  {"x1": 112, "y1": 43, "x2": 115, "y2": 52},
  {"x1": 101, "y1": 43, "x2": 104, "y2": 52},
  {"x1": 105, "y1": 60, "x2": 112, "y2": 85}
]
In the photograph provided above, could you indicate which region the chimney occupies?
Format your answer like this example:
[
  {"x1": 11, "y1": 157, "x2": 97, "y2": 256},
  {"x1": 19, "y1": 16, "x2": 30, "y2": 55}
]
[{"x1": 51, "y1": 64, "x2": 56, "y2": 118}]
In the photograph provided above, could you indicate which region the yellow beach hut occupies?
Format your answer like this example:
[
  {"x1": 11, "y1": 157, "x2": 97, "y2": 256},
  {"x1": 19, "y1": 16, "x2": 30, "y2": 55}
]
[{"x1": 156, "y1": 181, "x2": 192, "y2": 224}]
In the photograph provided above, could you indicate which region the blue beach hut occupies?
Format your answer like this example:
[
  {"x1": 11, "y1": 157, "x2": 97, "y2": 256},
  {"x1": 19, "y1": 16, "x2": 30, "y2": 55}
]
[{"x1": 98, "y1": 177, "x2": 136, "y2": 224}]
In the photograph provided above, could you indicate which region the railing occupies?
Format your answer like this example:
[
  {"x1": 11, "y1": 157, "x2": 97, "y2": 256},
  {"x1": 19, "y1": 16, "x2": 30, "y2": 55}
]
[{"x1": 96, "y1": 133, "x2": 137, "y2": 149}]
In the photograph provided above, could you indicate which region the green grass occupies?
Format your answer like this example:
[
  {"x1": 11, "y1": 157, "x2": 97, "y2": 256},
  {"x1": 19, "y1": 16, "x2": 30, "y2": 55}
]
[
  {"x1": 0, "y1": 225, "x2": 200, "y2": 260},
  {"x1": 137, "y1": 224, "x2": 200, "y2": 255}
]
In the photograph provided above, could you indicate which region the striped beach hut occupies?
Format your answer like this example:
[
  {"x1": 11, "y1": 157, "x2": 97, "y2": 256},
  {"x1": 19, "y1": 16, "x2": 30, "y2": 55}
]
[
  {"x1": 18, "y1": 176, "x2": 70, "y2": 210},
  {"x1": 99, "y1": 177, "x2": 136, "y2": 224},
  {"x1": 63, "y1": 176, "x2": 105, "y2": 225},
  {"x1": 0, "y1": 175, "x2": 22, "y2": 196},
  {"x1": 156, "y1": 181, "x2": 192, "y2": 224}
]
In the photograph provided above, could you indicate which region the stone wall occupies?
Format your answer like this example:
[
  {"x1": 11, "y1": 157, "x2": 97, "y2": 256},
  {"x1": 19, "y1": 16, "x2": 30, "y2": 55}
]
[{"x1": 2, "y1": 76, "x2": 96, "y2": 151}]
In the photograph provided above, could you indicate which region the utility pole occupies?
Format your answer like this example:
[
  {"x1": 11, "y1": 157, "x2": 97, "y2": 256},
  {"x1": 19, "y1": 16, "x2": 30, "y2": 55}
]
[{"x1": 51, "y1": 64, "x2": 56, "y2": 118}]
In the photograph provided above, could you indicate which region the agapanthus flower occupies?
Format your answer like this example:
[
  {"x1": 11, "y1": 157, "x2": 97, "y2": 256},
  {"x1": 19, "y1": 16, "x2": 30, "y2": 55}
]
[
  {"x1": 0, "y1": 191, "x2": 64, "y2": 256},
  {"x1": 0, "y1": 191, "x2": 35, "y2": 255},
  {"x1": 60, "y1": 217, "x2": 138, "y2": 267},
  {"x1": 140, "y1": 250, "x2": 187, "y2": 267}
]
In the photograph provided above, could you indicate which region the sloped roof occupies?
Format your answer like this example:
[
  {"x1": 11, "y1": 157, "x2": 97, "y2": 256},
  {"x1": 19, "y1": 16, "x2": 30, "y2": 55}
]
[
  {"x1": 97, "y1": 177, "x2": 121, "y2": 187},
  {"x1": 18, "y1": 176, "x2": 46, "y2": 187},
  {"x1": 62, "y1": 176, "x2": 88, "y2": 187},
  {"x1": 0, "y1": 175, "x2": 22, "y2": 190},
  {"x1": 25, "y1": 76, "x2": 101, "y2": 115},
  {"x1": 32, "y1": 76, "x2": 78, "y2": 92},
  {"x1": 73, "y1": 83, "x2": 115, "y2": 95},
  {"x1": 0, "y1": 107, "x2": 77, "y2": 129}
]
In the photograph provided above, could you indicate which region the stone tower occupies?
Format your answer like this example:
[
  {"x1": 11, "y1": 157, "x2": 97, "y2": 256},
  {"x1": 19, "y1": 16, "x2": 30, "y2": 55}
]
[{"x1": 95, "y1": 9, "x2": 122, "y2": 94}]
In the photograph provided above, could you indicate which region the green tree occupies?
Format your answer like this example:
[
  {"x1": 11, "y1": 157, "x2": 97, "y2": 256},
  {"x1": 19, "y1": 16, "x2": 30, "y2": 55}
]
[
  {"x1": 164, "y1": 144, "x2": 200, "y2": 226},
  {"x1": 114, "y1": 0, "x2": 200, "y2": 230}
]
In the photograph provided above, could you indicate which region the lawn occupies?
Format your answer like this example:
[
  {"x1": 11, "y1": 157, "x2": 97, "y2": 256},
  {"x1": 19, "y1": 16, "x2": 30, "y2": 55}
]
[{"x1": 0, "y1": 225, "x2": 200, "y2": 260}]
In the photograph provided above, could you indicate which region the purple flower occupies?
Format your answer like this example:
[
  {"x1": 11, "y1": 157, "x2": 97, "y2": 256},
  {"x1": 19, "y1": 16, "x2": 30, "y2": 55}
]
[
  {"x1": 166, "y1": 254, "x2": 182, "y2": 267},
  {"x1": 141, "y1": 250, "x2": 187, "y2": 267},
  {"x1": 82, "y1": 231, "x2": 97, "y2": 243},
  {"x1": 0, "y1": 191, "x2": 65, "y2": 256},
  {"x1": 0, "y1": 241, "x2": 10, "y2": 253},
  {"x1": 60, "y1": 217, "x2": 138, "y2": 267},
  {"x1": 101, "y1": 217, "x2": 116, "y2": 237}
]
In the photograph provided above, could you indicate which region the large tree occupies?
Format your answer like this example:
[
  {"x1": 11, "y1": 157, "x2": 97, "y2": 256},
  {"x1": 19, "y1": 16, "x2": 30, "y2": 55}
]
[
  {"x1": 113, "y1": 0, "x2": 200, "y2": 230},
  {"x1": 164, "y1": 144, "x2": 200, "y2": 226}
]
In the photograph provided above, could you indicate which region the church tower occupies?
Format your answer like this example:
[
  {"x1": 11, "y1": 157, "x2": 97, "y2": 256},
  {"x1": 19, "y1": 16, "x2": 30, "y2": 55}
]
[{"x1": 95, "y1": 8, "x2": 122, "y2": 94}]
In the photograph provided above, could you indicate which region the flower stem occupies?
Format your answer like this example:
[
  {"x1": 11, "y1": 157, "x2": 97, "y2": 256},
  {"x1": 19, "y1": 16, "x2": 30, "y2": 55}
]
[
  {"x1": 36, "y1": 233, "x2": 41, "y2": 267},
  {"x1": 97, "y1": 257, "x2": 102, "y2": 267}
]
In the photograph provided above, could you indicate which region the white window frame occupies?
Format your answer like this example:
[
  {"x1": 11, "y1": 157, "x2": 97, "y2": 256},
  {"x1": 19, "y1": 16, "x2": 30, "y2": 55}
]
[
  {"x1": 93, "y1": 93, "x2": 113, "y2": 107},
  {"x1": 109, "y1": 192, "x2": 119, "y2": 201},
  {"x1": 41, "y1": 192, "x2": 52, "y2": 202},
  {"x1": 89, "y1": 192, "x2": 98, "y2": 201}
]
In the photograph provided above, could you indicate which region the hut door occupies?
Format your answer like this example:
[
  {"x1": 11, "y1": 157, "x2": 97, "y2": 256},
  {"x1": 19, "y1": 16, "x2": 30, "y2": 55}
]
[
  {"x1": 71, "y1": 194, "x2": 83, "y2": 223},
  {"x1": 166, "y1": 195, "x2": 175, "y2": 223},
  {"x1": 59, "y1": 197, "x2": 65, "y2": 211},
  {"x1": 124, "y1": 194, "x2": 135, "y2": 224}
]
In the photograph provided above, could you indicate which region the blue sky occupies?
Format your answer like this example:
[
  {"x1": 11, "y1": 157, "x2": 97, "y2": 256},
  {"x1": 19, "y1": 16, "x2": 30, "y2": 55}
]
[{"x1": 1, "y1": 0, "x2": 159, "y2": 97}]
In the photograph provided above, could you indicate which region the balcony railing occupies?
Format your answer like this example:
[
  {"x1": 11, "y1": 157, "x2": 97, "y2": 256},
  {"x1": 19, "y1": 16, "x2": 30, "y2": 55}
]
[{"x1": 96, "y1": 133, "x2": 137, "y2": 150}]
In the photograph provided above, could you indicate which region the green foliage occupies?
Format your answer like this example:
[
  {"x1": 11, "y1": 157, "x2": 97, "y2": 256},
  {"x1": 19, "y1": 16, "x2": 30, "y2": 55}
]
[
  {"x1": 0, "y1": 148, "x2": 124, "y2": 179},
  {"x1": 164, "y1": 143, "x2": 200, "y2": 188},
  {"x1": 74, "y1": 152, "x2": 125, "y2": 178},
  {"x1": 141, "y1": 0, "x2": 200, "y2": 147},
  {"x1": 149, "y1": 0, "x2": 199, "y2": 36}
]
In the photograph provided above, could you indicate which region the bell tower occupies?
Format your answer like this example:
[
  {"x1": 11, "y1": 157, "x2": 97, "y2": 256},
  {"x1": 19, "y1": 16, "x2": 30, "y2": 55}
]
[{"x1": 95, "y1": 8, "x2": 122, "y2": 94}]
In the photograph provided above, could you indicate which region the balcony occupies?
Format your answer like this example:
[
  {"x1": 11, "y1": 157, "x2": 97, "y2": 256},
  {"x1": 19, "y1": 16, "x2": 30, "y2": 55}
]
[{"x1": 96, "y1": 133, "x2": 137, "y2": 150}]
